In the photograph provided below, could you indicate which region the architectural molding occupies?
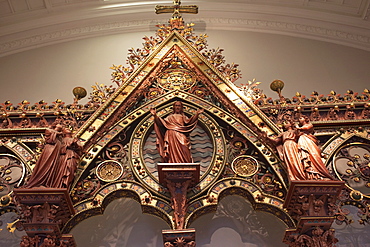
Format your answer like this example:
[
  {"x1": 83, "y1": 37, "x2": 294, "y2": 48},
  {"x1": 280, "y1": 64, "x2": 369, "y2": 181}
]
[{"x1": 1, "y1": 16, "x2": 370, "y2": 57}]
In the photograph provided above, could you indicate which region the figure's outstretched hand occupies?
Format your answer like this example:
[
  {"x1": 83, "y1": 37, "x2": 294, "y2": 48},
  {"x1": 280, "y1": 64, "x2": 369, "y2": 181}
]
[
  {"x1": 150, "y1": 108, "x2": 156, "y2": 116},
  {"x1": 196, "y1": 108, "x2": 204, "y2": 115},
  {"x1": 257, "y1": 131, "x2": 268, "y2": 139}
]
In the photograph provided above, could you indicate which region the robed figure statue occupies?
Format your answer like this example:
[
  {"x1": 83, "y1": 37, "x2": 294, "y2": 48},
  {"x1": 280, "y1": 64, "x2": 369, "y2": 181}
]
[
  {"x1": 26, "y1": 124, "x2": 82, "y2": 189},
  {"x1": 26, "y1": 124, "x2": 64, "y2": 188},
  {"x1": 269, "y1": 121, "x2": 307, "y2": 181},
  {"x1": 54, "y1": 128, "x2": 82, "y2": 189},
  {"x1": 296, "y1": 116, "x2": 333, "y2": 180},
  {"x1": 265, "y1": 119, "x2": 333, "y2": 181},
  {"x1": 150, "y1": 101, "x2": 203, "y2": 163}
]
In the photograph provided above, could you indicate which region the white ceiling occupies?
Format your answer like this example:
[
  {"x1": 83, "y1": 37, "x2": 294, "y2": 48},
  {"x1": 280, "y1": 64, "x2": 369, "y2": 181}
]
[{"x1": 0, "y1": 0, "x2": 370, "y2": 57}]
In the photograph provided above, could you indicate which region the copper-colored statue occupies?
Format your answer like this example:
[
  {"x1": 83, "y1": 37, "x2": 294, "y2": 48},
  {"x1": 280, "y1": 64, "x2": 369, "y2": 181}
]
[
  {"x1": 150, "y1": 101, "x2": 203, "y2": 163},
  {"x1": 54, "y1": 128, "x2": 82, "y2": 189},
  {"x1": 26, "y1": 125, "x2": 82, "y2": 189},
  {"x1": 269, "y1": 122, "x2": 306, "y2": 181},
  {"x1": 267, "y1": 117, "x2": 333, "y2": 181},
  {"x1": 26, "y1": 124, "x2": 64, "y2": 188},
  {"x1": 296, "y1": 116, "x2": 333, "y2": 180}
]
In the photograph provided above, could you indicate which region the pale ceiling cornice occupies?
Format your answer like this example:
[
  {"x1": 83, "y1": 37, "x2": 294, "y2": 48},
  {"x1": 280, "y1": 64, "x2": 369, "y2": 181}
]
[{"x1": 0, "y1": 0, "x2": 369, "y2": 57}]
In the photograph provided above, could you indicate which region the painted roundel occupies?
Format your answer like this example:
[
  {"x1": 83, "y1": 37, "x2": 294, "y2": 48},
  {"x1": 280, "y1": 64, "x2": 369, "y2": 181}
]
[
  {"x1": 333, "y1": 143, "x2": 370, "y2": 198},
  {"x1": 0, "y1": 154, "x2": 26, "y2": 206},
  {"x1": 96, "y1": 160, "x2": 124, "y2": 182},
  {"x1": 157, "y1": 69, "x2": 197, "y2": 91},
  {"x1": 129, "y1": 102, "x2": 226, "y2": 197},
  {"x1": 232, "y1": 155, "x2": 259, "y2": 177}
]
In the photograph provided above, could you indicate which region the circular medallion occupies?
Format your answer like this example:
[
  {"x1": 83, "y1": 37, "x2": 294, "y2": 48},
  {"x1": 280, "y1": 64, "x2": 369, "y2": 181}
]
[
  {"x1": 0, "y1": 194, "x2": 11, "y2": 207},
  {"x1": 96, "y1": 160, "x2": 124, "y2": 182},
  {"x1": 0, "y1": 154, "x2": 25, "y2": 197},
  {"x1": 333, "y1": 143, "x2": 370, "y2": 198},
  {"x1": 157, "y1": 69, "x2": 196, "y2": 91},
  {"x1": 232, "y1": 155, "x2": 259, "y2": 177},
  {"x1": 130, "y1": 102, "x2": 226, "y2": 198},
  {"x1": 350, "y1": 190, "x2": 363, "y2": 201}
]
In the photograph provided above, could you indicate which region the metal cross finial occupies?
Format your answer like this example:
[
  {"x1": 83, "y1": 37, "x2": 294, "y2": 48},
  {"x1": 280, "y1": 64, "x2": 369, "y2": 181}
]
[{"x1": 155, "y1": 0, "x2": 198, "y2": 18}]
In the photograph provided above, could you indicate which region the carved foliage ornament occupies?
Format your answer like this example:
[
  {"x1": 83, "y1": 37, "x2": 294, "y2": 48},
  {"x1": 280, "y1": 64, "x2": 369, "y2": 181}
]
[{"x1": 110, "y1": 20, "x2": 241, "y2": 87}]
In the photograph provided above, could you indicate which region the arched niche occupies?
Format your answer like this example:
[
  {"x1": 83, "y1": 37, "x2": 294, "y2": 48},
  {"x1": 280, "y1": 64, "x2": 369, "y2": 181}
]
[
  {"x1": 189, "y1": 195, "x2": 287, "y2": 247},
  {"x1": 0, "y1": 211, "x2": 25, "y2": 247},
  {"x1": 70, "y1": 197, "x2": 169, "y2": 247},
  {"x1": 325, "y1": 134, "x2": 370, "y2": 247}
]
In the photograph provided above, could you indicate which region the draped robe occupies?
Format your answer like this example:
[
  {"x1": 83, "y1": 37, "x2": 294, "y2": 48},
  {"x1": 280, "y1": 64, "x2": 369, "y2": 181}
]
[
  {"x1": 26, "y1": 128, "x2": 62, "y2": 188},
  {"x1": 153, "y1": 113, "x2": 198, "y2": 163},
  {"x1": 275, "y1": 129, "x2": 306, "y2": 181},
  {"x1": 298, "y1": 124, "x2": 333, "y2": 180},
  {"x1": 53, "y1": 136, "x2": 82, "y2": 189}
]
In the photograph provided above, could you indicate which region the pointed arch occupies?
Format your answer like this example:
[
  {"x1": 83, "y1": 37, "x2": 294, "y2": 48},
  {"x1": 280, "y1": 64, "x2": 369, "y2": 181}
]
[
  {"x1": 72, "y1": 90, "x2": 288, "y2": 193},
  {"x1": 323, "y1": 133, "x2": 370, "y2": 200},
  {"x1": 63, "y1": 180, "x2": 173, "y2": 234},
  {"x1": 322, "y1": 130, "x2": 370, "y2": 162},
  {"x1": 185, "y1": 178, "x2": 295, "y2": 229},
  {"x1": 0, "y1": 139, "x2": 34, "y2": 170}
]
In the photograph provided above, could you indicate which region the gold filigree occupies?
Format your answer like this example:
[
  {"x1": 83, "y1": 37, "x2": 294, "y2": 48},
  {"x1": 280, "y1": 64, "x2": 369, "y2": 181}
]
[
  {"x1": 89, "y1": 82, "x2": 116, "y2": 104},
  {"x1": 96, "y1": 160, "x2": 123, "y2": 182},
  {"x1": 157, "y1": 69, "x2": 196, "y2": 91},
  {"x1": 239, "y1": 78, "x2": 263, "y2": 100},
  {"x1": 231, "y1": 155, "x2": 259, "y2": 177},
  {"x1": 109, "y1": 1, "x2": 243, "y2": 87}
]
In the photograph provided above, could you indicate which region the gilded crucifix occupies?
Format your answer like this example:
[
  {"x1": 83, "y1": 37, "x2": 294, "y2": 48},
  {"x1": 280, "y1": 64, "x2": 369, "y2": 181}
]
[{"x1": 155, "y1": 0, "x2": 198, "y2": 18}]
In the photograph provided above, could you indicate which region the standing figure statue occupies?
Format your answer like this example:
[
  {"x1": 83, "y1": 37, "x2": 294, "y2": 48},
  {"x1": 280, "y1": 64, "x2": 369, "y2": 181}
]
[
  {"x1": 264, "y1": 118, "x2": 333, "y2": 181},
  {"x1": 54, "y1": 128, "x2": 82, "y2": 189},
  {"x1": 268, "y1": 121, "x2": 306, "y2": 181},
  {"x1": 26, "y1": 124, "x2": 63, "y2": 188},
  {"x1": 150, "y1": 101, "x2": 203, "y2": 163},
  {"x1": 296, "y1": 116, "x2": 333, "y2": 180}
]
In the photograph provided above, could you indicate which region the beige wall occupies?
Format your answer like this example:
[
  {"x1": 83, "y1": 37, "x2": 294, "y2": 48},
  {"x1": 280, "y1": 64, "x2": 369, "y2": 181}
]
[{"x1": 0, "y1": 29, "x2": 369, "y2": 105}]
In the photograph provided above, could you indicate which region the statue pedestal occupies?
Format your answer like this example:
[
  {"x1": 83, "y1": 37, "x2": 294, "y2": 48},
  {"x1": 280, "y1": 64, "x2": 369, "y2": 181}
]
[
  {"x1": 282, "y1": 180, "x2": 345, "y2": 247},
  {"x1": 13, "y1": 188, "x2": 76, "y2": 246},
  {"x1": 157, "y1": 163, "x2": 200, "y2": 187},
  {"x1": 162, "y1": 228, "x2": 196, "y2": 247},
  {"x1": 158, "y1": 163, "x2": 199, "y2": 246}
]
